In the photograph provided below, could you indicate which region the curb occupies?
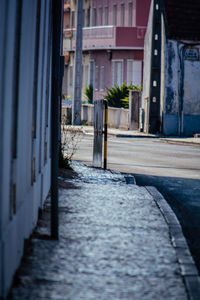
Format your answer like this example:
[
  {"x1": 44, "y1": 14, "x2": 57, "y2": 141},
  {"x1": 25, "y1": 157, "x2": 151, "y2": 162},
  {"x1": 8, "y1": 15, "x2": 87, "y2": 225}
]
[
  {"x1": 83, "y1": 129, "x2": 200, "y2": 145},
  {"x1": 116, "y1": 134, "x2": 159, "y2": 138},
  {"x1": 145, "y1": 186, "x2": 200, "y2": 300},
  {"x1": 159, "y1": 138, "x2": 200, "y2": 146}
]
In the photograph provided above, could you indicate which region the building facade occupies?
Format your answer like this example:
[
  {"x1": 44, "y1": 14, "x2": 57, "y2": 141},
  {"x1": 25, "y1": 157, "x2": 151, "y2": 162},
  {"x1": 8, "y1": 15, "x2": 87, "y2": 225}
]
[
  {"x1": 142, "y1": 0, "x2": 200, "y2": 135},
  {"x1": 0, "y1": 0, "x2": 62, "y2": 298},
  {"x1": 63, "y1": 0, "x2": 151, "y2": 101}
]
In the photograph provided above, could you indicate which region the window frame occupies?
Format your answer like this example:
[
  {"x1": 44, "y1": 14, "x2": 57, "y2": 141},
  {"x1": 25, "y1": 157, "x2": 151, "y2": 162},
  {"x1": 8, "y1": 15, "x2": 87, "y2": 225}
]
[
  {"x1": 120, "y1": 3, "x2": 125, "y2": 26},
  {"x1": 128, "y1": 2, "x2": 133, "y2": 27},
  {"x1": 127, "y1": 59, "x2": 142, "y2": 86},
  {"x1": 100, "y1": 66, "x2": 105, "y2": 91},
  {"x1": 95, "y1": 65, "x2": 99, "y2": 91},
  {"x1": 92, "y1": 8, "x2": 97, "y2": 26},
  {"x1": 104, "y1": 6, "x2": 108, "y2": 25},
  {"x1": 98, "y1": 7, "x2": 103, "y2": 26},
  {"x1": 112, "y1": 59, "x2": 124, "y2": 87},
  {"x1": 113, "y1": 4, "x2": 117, "y2": 26}
]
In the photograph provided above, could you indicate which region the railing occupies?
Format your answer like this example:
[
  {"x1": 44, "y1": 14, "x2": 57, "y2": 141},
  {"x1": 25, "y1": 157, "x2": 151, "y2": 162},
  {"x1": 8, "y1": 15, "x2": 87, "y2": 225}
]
[
  {"x1": 63, "y1": 26, "x2": 146, "y2": 51},
  {"x1": 83, "y1": 26, "x2": 114, "y2": 39}
]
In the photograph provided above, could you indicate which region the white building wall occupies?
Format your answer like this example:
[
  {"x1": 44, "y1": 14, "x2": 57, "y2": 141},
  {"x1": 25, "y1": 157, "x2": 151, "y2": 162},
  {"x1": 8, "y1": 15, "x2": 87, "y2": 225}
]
[
  {"x1": 163, "y1": 39, "x2": 200, "y2": 136},
  {"x1": 0, "y1": 0, "x2": 53, "y2": 298}
]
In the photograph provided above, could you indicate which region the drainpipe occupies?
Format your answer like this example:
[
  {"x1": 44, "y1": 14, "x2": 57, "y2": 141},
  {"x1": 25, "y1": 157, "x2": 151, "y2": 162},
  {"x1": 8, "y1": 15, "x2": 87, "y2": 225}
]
[
  {"x1": 51, "y1": 0, "x2": 63, "y2": 240},
  {"x1": 177, "y1": 44, "x2": 185, "y2": 136}
]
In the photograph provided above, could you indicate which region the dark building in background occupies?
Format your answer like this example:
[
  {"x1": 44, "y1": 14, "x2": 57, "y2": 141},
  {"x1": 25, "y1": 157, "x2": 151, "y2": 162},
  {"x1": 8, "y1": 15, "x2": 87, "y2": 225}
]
[{"x1": 142, "y1": 0, "x2": 200, "y2": 135}]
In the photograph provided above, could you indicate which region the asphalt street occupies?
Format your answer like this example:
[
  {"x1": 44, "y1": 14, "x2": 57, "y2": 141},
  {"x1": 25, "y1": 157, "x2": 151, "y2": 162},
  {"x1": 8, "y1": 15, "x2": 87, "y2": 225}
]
[{"x1": 73, "y1": 133, "x2": 200, "y2": 272}]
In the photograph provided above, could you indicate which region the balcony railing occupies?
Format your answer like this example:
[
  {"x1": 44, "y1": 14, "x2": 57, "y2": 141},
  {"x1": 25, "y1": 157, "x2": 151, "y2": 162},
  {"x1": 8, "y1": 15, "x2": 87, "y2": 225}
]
[{"x1": 63, "y1": 26, "x2": 146, "y2": 51}]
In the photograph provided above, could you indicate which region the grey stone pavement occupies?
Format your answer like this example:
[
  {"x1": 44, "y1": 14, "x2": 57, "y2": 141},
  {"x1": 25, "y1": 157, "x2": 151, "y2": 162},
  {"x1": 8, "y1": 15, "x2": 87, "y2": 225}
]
[{"x1": 9, "y1": 162, "x2": 200, "y2": 299}]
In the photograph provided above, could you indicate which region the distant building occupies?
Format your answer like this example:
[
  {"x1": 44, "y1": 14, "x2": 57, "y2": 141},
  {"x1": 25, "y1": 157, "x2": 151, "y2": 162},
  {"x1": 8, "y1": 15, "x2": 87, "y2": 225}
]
[
  {"x1": 0, "y1": 1, "x2": 62, "y2": 298},
  {"x1": 63, "y1": 0, "x2": 151, "y2": 101},
  {"x1": 142, "y1": 0, "x2": 200, "y2": 135}
]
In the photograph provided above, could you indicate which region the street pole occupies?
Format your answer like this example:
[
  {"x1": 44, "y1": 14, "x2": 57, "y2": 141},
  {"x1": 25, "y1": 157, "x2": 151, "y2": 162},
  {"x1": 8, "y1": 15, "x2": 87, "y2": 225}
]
[
  {"x1": 51, "y1": 0, "x2": 63, "y2": 240},
  {"x1": 72, "y1": 0, "x2": 83, "y2": 125},
  {"x1": 148, "y1": 0, "x2": 162, "y2": 133}
]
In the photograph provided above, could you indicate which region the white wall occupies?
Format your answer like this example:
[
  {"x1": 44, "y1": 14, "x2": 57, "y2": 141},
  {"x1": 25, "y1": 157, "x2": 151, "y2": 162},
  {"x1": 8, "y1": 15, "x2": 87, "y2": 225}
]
[
  {"x1": 163, "y1": 39, "x2": 200, "y2": 135},
  {"x1": 142, "y1": 0, "x2": 200, "y2": 136},
  {"x1": 0, "y1": 0, "x2": 53, "y2": 298}
]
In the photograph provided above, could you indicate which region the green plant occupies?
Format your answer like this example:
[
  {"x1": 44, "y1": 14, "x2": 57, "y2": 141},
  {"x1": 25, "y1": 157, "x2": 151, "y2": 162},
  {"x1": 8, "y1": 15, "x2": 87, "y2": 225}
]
[
  {"x1": 104, "y1": 82, "x2": 129, "y2": 108},
  {"x1": 104, "y1": 82, "x2": 143, "y2": 108},
  {"x1": 84, "y1": 84, "x2": 93, "y2": 104}
]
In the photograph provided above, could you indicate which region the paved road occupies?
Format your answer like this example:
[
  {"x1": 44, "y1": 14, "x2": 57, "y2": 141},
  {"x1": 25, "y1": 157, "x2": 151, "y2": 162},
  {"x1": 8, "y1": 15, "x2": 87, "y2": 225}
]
[{"x1": 73, "y1": 134, "x2": 200, "y2": 271}]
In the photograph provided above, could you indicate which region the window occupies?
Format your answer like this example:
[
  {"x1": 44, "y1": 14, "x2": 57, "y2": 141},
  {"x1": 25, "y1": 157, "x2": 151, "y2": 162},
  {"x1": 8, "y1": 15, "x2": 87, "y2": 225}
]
[
  {"x1": 99, "y1": 7, "x2": 103, "y2": 26},
  {"x1": 128, "y1": 3, "x2": 133, "y2": 26},
  {"x1": 82, "y1": 9, "x2": 85, "y2": 27},
  {"x1": 113, "y1": 5, "x2": 117, "y2": 26},
  {"x1": 95, "y1": 65, "x2": 99, "y2": 90},
  {"x1": 69, "y1": 66, "x2": 73, "y2": 87},
  {"x1": 71, "y1": 11, "x2": 75, "y2": 27},
  {"x1": 104, "y1": 7, "x2": 108, "y2": 25},
  {"x1": 92, "y1": 8, "x2": 96, "y2": 26},
  {"x1": 112, "y1": 60, "x2": 123, "y2": 86},
  {"x1": 90, "y1": 60, "x2": 95, "y2": 87},
  {"x1": 120, "y1": 4, "x2": 125, "y2": 26},
  {"x1": 127, "y1": 60, "x2": 142, "y2": 86},
  {"x1": 86, "y1": 8, "x2": 90, "y2": 27},
  {"x1": 100, "y1": 66, "x2": 105, "y2": 90},
  {"x1": 84, "y1": 65, "x2": 89, "y2": 87}
]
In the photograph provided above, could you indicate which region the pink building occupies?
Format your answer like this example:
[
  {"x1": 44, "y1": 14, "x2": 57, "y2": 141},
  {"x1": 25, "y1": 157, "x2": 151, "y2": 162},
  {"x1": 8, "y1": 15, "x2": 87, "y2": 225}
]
[{"x1": 63, "y1": 0, "x2": 151, "y2": 101}]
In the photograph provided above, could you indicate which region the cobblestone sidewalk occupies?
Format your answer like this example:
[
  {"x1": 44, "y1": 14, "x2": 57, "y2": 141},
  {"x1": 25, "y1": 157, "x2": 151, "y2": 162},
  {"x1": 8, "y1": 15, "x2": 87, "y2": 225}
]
[{"x1": 8, "y1": 162, "x2": 194, "y2": 299}]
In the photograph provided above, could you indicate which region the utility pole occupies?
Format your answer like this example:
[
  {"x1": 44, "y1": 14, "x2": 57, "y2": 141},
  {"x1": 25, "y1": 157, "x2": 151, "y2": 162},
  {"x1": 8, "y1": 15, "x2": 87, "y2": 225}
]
[
  {"x1": 72, "y1": 0, "x2": 83, "y2": 125},
  {"x1": 148, "y1": 0, "x2": 162, "y2": 133},
  {"x1": 51, "y1": 0, "x2": 63, "y2": 240}
]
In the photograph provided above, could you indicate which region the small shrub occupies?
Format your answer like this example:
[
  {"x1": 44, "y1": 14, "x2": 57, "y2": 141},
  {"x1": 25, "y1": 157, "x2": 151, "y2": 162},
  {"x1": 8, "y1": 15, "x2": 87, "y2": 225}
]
[
  {"x1": 60, "y1": 116, "x2": 84, "y2": 169},
  {"x1": 104, "y1": 82, "x2": 142, "y2": 108},
  {"x1": 84, "y1": 84, "x2": 93, "y2": 104}
]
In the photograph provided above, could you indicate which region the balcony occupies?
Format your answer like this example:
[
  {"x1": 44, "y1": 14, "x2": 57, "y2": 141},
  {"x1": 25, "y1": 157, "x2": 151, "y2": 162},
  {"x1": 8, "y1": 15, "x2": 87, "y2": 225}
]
[{"x1": 63, "y1": 26, "x2": 146, "y2": 51}]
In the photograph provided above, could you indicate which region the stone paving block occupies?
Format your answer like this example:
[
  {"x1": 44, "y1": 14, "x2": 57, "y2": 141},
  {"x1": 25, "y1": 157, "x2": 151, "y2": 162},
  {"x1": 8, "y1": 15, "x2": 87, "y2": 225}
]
[
  {"x1": 145, "y1": 186, "x2": 164, "y2": 200},
  {"x1": 163, "y1": 211, "x2": 181, "y2": 226},
  {"x1": 180, "y1": 264, "x2": 199, "y2": 276},
  {"x1": 171, "y1": 236, "x2": 189, "y2": 249},
  {"x1": 176, "y1": 247, "x2": 195, "y2": 265},
  {"x1": 8, "y1": 162, "x2": 191, "y2": 300}
]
